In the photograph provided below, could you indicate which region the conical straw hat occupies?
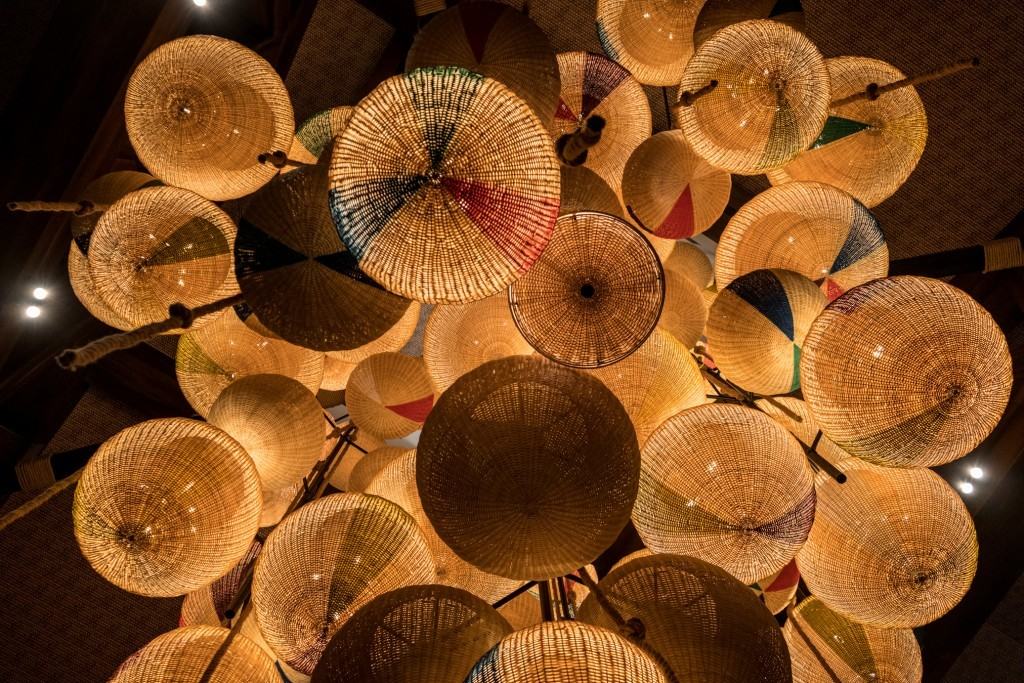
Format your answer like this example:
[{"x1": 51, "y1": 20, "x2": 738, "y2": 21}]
[
  {"x1": 68, "y1": 242, "x2": 133, "y2": 331},
  {"x1": 559, "y1": 165, "x2": 624, "y2": 218},
  {"x1": 659, "y1": 268, "x2": 708, "y2": 349},
  {"x1": 346, "y1": 446, "x2": 412, "y2": 493},
  {"x1": 663, "y1": 240, "x2": 714, "y2": 289},
  {"x1": 693, "y1": 0, "x2": 806, "y2": 49},
  {"x1": 70, "y1": 171, "x2": 160, "y2": 254},
  {"x1": 345, "y1": 352, "x2": 436, "y2": 440},
  {"x1": 109, "y1": 626, "x2": 278, "y2": 683},
  {"x1": 288, "y1": 106, "x2": 355, "y2": 165},
  {"x1": 750, "y1": 558, "x2": 800, "y2": 615},
  {"x1": 320, "y1": 302, "x2": 422, "y2": 391},
  {"x1": 595, "y1": 0, "x2": 704, "y2": 86}
]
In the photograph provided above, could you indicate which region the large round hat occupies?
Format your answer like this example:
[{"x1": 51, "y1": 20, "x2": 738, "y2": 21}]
[
  {"x1": 559, "y1": 166, "x2": 624, "y2": 217},
  {"x1": 176, "y1": 309, "x2": 324, "y2": 418},
  {"x1": 693, "y1": 0, "x2": 806, "y2": 49},
  {"x1": 346, "y1": 352, "x2": 436, "y2": 439},
  {"x1": 320, "y1": 302, "x2": 421, "y2": 391},
  {"x1": 347, "y1": 446, "x2": 412, "y2": 493},
  {"x1": 660, "y1": 267, "x2": 709, "y2": 349},
  {"x1": 329, "y1": 66, "x2": 560, "y2": 304},
  {"x1": 797, "y1": 460, "x2": 978, "y2": 627},
  {"x1": 423, "y1": 293, "x2": 534, "y2": 394},
  {"x1": 633, "y1": 403, "x2": 816, "y2": 583},
  {"x1": 706, "y1": 268, "x2": 827, "y2": 395},
  {"x1": 553, "y1": 51, "x2": 651, "y2": 195},
  {"x1": 801, "y1": 276, "x2": 1012, "y2": 468},
  {"x1": 406, "y1": 1, "x2": 560, "y2": 126},
  {"x1": 366, "y1": 451, "x2": 521, "y2": 603},
  {"x1": 251, "y1": 493, "x2": 435, "y2": 674},
  {"x1": 622, "y1": 130, "x2": 731, "y2": 240},
  {"x1": 664, "y1": 240, "x2": 714, "y2": 289},
  {"x1": 674, "y1": 20, "x2": 830, "y2": 174},
  {"x1": 109, "y1": 626, "x2": 278, "y2": 683},
  {"x1": 586, "y1": 329, "x2": 705, "y2": 446},
  {"x1": 784, "y1": 596, "x2": 923, "y2": 683},
  {"x1": 509, "y1": 211, "x2": 664, "y2": 369},
  {"x1": 235, "y1": 152, "x2": 414, "y2": 351},
  {"x1": 125, "y1": 35, "x2": 293, "y2": 201},
  {"x1": 313, "y1": 584, "x2": 513, "y2": 683},
  {"x1": 715, "y1": 181, "x2": 887, "y2": 299},
  {"x1": 288, "y1": 106, "x2": 355, "y2": 165},
  {"x1": 578, "y1": 554, "x2": 791, "y2": 682},
  {"x1": 88, "y1": 186, "x2": 239, "y2": 329},
  {"x1": 595, "y1": 0, "x2": 704, "y2": 86},
  {"x1": 70, "y1": 171, "x2": 160, "y2": 255},
  {"x1": 417, "y1": 356, "x2": 640, "y2": 580},
  {"x1": 72, "y1": 418, "x2": 262, "y2": 597},
  {"x1": 325, "y1": 428, "x2": 386, "y2": 492},
  {"x1": 768, "y1": 56, "x2": 928, "y2": 208},
  {"x1": 496, "y1": 589, "x2": 543, "y2": 632},
  {"x1": 466, "y1": 621, "x2": 667, "y2": 683},
  {"x1": 68, "y1": 242, "x2": 133, "y2": 331}
]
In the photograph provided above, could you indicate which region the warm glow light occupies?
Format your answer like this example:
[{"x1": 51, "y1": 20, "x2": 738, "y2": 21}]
[
  {"x1": 957, "y1": 481, "x2": 974, "y2": 495},
  {"x1": 32, "y1": 287, "x2": 49, "y2": 300},
  {"x1": 968, "y1": 466, "x2": 984, "y2": 480},
  {"x1": 25, "y1": 305, "x2": 41, "y2": 319},
  {"x1": 193, "y1": 0, "x2": 208, "y2": 6}
]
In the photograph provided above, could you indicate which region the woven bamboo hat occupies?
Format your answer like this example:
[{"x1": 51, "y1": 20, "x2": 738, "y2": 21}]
[
  {"x1": 320, "y1": 302, "x2": 421, "y2": 391},
  {"x1": 801, "y1": 276, "x2": 1011, "y2": 468},
  {"x1": 784, "y1": 596, "x2": 923, "y2": 683},
  {"x1": 313, "y1": 584, "x2": 512, "y2": 683},
  {"x1": 467, "y1": 621, "x2": 667, "y2": 682},
  {"x1": 288, "y1": 106, "x2": 355, "y2": 166},
  {"x1": 660, "y1": 268, "x2": 708, "y2": 349},
  {"x1": 675, "y1": 20, "x2": 830, "y2": 174},
  {"x1": 797, "y1": 460, "x2": 977, "y2": 627},
  {"x1": 623, "y1": 130, "x2": 731, "y2": 239},
  {"x1": 417, "y1": 356, "x2": 640, "y2": 580},
  {"x1": 634, "y1": 403, "x2": 816, "y2": 583},
  {"x1": 586, "y1": 329, "x2": 705, "y2": 446},
  {"x1": 68, "y1": 242, "x2": 134, "y2": 331},
  {"x1": 70, "y1": 171, "x2": 160, "y2": 255},
  {"x1": 509, "y1": 211, "x2": 664, "y2": 368},
  {"x1": 595, "y1": 0, "x2": 703, "y2": 86},
  {"x1": 424, "y1": 293, "x2": 533, "y2": 394},
  {"x1": 559, "y1": 165, "x2": 625, "y2": 218},
  {"x1": 366, "y1": 451, "x2": 520, "y2": 603},
  {"x1": 325, "y1": 428, "x2": 386, "y2": 492},
  {"x1": 125, "y1": 35, "x2": 294, "y2": 201},
  {"x1": 751, "y1": 558, "x2": 800, "y2": 615},
  {"x1": 208, "y1": 374, "x2": 324, "y2": 521},
  {"x1": 406, "y1": 1, "x2": 560, "y2": 126},
  {"x1": 346, "y1": 352, "x2": 436, "y2": 439},
  {"x1": 251, "y1": 493, "x2": 434, "y2": 674},
  {"x1": 72, "y1": 418, "x2": 262, "y2": 597},
  {"x1": 768, "y1": 56, "x2": 928, "y2": 208},
  {"x1": 176, "y1": 309, "x2": 324, "y2": 418},
  {"x1": 706, "y1": 268, "x2": 827, "y2": 395},
  {"x1": 578, "y1": 554, "x2": 791, "y2": 682},
  {"x1": 664, "y1": 240, "x2": 714, "y2": 289},
  {"x1": 347, "y1": 446, "x2": 412, "y2": 493},
  {"x1": 553, "y1": 51, "x2": 651, "y2": 195},
  {"x1": 236, "y1": 152, "x2": 414, "y2": 352},
  {"x1": 693, "y1": 0, "x2": 806, "y2": 49},
  {"x1": 330, "y1": 66, "x2": 560, "y2": 304},
  {"x1": 753, "y1": 396, "x2": 850, "y2": 473},
  {"x1": 716, "y1": 181, "x2": 887, "y2": 300},
  {"x1": 88, "y1": 186, "x2": 239, "y2": 329},
  {"x1": 110, "y1": 626, "x2": 277, "y2": 683}
]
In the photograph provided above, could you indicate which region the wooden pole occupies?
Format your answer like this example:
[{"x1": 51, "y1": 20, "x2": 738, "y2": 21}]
[
  {"x1": 7, "y1": 200, "x2": 108, "y2": 216},
  {"x1": 831, "y1": 57, "x2": 979, "y2": 107},
  {"x1": 557, "y1": 115, "x2": 606, "y2": 166}
]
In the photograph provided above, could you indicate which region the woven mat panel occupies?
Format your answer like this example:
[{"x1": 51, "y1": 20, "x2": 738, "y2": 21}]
[
  {"x1": 41, "y1": 386, "x2": 152, "y2": 459},
  {"x1": 0, "y1": 486, "x2": 180, "y2": 682}
]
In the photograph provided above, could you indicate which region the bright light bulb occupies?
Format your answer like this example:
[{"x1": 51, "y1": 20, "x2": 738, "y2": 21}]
[
  {"x1": 25, "y1": 305, "x2": 41, "y2": 319},
  {"x1": 968, "y1": 466, "x2": 984, "y2": 480},
  {"x1": 193, "y1": 0, "x2": 207, "y2": 6},
  {"x1": 957, "y1": 481, "x2": 974, "y2": 495},
  {"x1": 32, "y1": 287, "x2": 49, "y2": 300}
]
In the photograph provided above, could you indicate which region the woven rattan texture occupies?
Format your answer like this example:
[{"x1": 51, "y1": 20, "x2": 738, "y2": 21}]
[
  {"x1": 407, "y1": 1, "x2": 560, "y2": 126},
  {"x1": 659, "y1": 268, "x2": 708, "y2": 349},
  {"x1": 88, "y1": 186, "x2": 239, "y2": 329},
  {"x1": 664, "y1": 241, "x2": 714, "y2": 289},
  {"x1": 312, "y1": 584, "x2": 512, "y2": 683},
  {"x1": 467, "y1": 621, "x2": 666, "y2": 682},
  {"x1": 497, "y1": 589, "x2": 543, "y2": 632},
  {"x1": 797, "y1": 460, "x2": 978, "y2": 628},
  {"x1": 768, "y1": 56, "x2": 928, "y2": 208},
  {"x1": 208, "y1": 375, "x2": 324, "y2": 523},
  {"x1": 70, "y1": 171, "x2": 160, "y2": 254},
  {"x1": 180, "y1": 540, "x2": 263, "y2": 627},
  {"x1": 753, "y1": 397, "x2": 851, "y2": 476},
  {"x1": 623, "y1": 130, "x2": 731, "y2": 240},
  {"x1": 175, "y1": 310, "x2": 324, "y2": 418},
  {"x1": 110, "y1": 625, "x2": 278, "y2": 683},
  {"x1": 251, "y1": 493, "x2": 434, "y2": 674},
  {"x1": 72, "y1": 418, "x2": 262, "y2": 597},
  {"x1": 706, "y1": 268, "x2": 827, "y2": 395},
  {"x1": 346, "y1": 352, "x2": 436, "y2": 439},
  {"x1": 553, "y1": 51, "x2": 651, "y2": 195},
  {"x1": 559, "y1": 165, "x2": 624, "y2": 217},
  {"x1": 125, "y1": 35, "x2": 293, "y2": 201},
  {"x1": 693, "y1": 0, "x2": 806, "y2": 48},
  {"x1": 784, "y1": 596, "x2": 923, "y2": 683},
  {"x1": 347, "y1": 446, "x2": 412, "y2": 493},
  {"x1": 366, "y1": 451, "x2": 521, "y2": 603},
  {"x1": 586, "y1": 329, "x2": 705, "y2": 446},
  {"x1": 325, "y1": 428, "x2": 386, "y2": 492},
  {"x1": 509, "y1": 211, "x2": 664, "y2": 368},
  {"x1": 675, "y1": 20, "x2": 829, "y2": 174},
  {"x1": 424, "y1": 293, "x2": 534, "y2": 394},
  {"x1": 321, "y1": 302, "x2": 422, "y2": 391},
  {"x1": 634, "y1": 403, "x2": 816, "y2": 583},
  {"x1": 595, "y1": 0, "x2": 702, "y2": 86},
  {"x1": 330, "y1": 66, "x2": 560, "y2": 304},
  {"x1": 68, "y1": 242, "x2": 134, "y2": 331},
  {"x1": 289, "y1": 106, "x2": 355, "y2": 164},
  {"x1": 716, "y1": 181, "x2": 887, "y2": 299},
  {"x1": 578, "y1": 554, "x2": 791, "y2": 682},
  {"x1": 417, "y1": 356, "x2": 640, "y2": 580},
  {"x1": 801, "y1": 276, "x2": 1012, "y2": 467}
]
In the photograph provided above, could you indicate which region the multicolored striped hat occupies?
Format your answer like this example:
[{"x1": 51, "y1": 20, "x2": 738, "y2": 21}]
[
  {"x1": 329, "y1": 66, "x2": 560, "y2": 304},
  {"x1": 716, "y1": 181, "x2": 888, "y2": 300},
  {"x1": 706, "y1": 268, "x2": 827, "y2": 395},
  {"x1": 749, "y1": 558, "x2": 800, "y2": 615},
  {"x1": 596, "y1": 0, "x2": 703, "y2": 86},
  {"x1": 287, "y1": 106, "x2": 354, "y2": 166},
  {"x1": 345, "y1": 352, "x2": 436, "y2": 440}
]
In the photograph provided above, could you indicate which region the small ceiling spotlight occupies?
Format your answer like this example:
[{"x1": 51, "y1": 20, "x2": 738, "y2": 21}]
[
  {"x1": 25, "y1": 305, "x2": 42, "y2": 319},
  {"x1": 968, "y1": 466, "x2": 984, "y2": 480},
  {"x1": 32, "y1": 286, "x2": 49, "y2": 300},
  {"x1": 957, "y1": 481, "x2": 975, "y2": 495}
]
